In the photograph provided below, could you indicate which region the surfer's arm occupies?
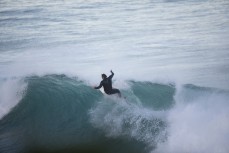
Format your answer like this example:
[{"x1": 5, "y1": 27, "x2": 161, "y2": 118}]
[
  {"x1": 108, "y1": 70, "x2": 114, "y2": 79},
  {"x1": 94, "y1": 82, "x2": 102, "y2": 89}
]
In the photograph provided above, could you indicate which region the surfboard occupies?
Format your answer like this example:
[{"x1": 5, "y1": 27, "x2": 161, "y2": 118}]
[
  {"x1": 99, "y1": 88, "x2": 105, "y2": 94},
  {"x1": 99, "y1": 88, "x2": 126, "y2": 99}
]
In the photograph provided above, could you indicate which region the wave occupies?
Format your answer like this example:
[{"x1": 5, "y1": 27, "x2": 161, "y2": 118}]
[{"x1": 0, "y1": 74, "x2": 229, "y2": 153}]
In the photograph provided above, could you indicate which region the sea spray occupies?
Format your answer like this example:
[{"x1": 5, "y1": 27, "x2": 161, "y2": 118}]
[
  {"x1": 89, "y1": 97, "x2": 168, "y2": 149},
  {"x1": 155, "y1": 85, "x2": 229, "y2": 153},
  {"x1": 0, "y1": 78, "x2": 27, "y2": 119}
]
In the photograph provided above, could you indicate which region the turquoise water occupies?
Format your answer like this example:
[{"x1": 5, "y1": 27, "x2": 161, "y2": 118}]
[{"x1": 0, "y1": 0, "x2": 229, "y2": 153}]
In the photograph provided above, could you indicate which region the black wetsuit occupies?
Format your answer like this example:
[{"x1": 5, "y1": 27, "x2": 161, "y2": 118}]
[{"x1": 95, "y1": 72, "x2": 120, "y2": 95}]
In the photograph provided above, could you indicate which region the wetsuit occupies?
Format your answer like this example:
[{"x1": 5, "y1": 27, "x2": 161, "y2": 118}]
[{"x1": 95, "y1": 72, "x2": 120, "y2": 95}]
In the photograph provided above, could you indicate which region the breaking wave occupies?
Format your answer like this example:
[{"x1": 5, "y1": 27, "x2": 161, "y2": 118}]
[{"x1": 0, "y1": 74, "x2": 228, "y2": 153}]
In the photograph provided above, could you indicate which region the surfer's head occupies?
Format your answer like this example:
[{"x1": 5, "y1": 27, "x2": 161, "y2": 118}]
[{"x1": 101, "y1": 74, "x2": 107, "y2": 79}]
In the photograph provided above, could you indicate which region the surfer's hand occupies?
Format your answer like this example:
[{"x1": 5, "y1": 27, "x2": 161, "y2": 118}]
[{"x1": 111, "y1": 70, "x2": 113, "y2": 73}]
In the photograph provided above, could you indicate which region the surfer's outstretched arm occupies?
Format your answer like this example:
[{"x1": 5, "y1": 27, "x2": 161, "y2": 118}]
[
  {"x1": 94, "y1": 82, "x2": 102, "y2": 89},
  {"x1": 108, "y1": 70, "x2": 114, "y2": 79}
]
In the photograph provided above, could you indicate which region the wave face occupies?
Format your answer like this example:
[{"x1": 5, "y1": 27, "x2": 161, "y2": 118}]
[{"x1": 0, "y1": 74, "x2": 229, "y2": 153}]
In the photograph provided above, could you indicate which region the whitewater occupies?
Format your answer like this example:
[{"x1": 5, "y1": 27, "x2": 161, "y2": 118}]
[{"x1": 0, "y1": 0, "x2": 229, "y2": 153}]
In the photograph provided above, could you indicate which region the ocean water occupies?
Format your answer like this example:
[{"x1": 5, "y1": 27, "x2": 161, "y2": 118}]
[{"x1": 0, "y1": 0, "x2": 229, "y2": 153}]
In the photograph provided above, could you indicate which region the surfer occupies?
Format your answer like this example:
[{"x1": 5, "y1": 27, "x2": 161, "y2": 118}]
[{"x1": 94, "y1": 70, "x2": 122, "y2": 97}]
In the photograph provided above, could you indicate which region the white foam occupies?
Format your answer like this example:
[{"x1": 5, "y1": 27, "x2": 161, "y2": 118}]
[
  {"x1": 155, "y1": 87, "x2": 229, "y2": 153},
  {"x1": 0, "y1": 78, "x2": 27, "y2": 119}
]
